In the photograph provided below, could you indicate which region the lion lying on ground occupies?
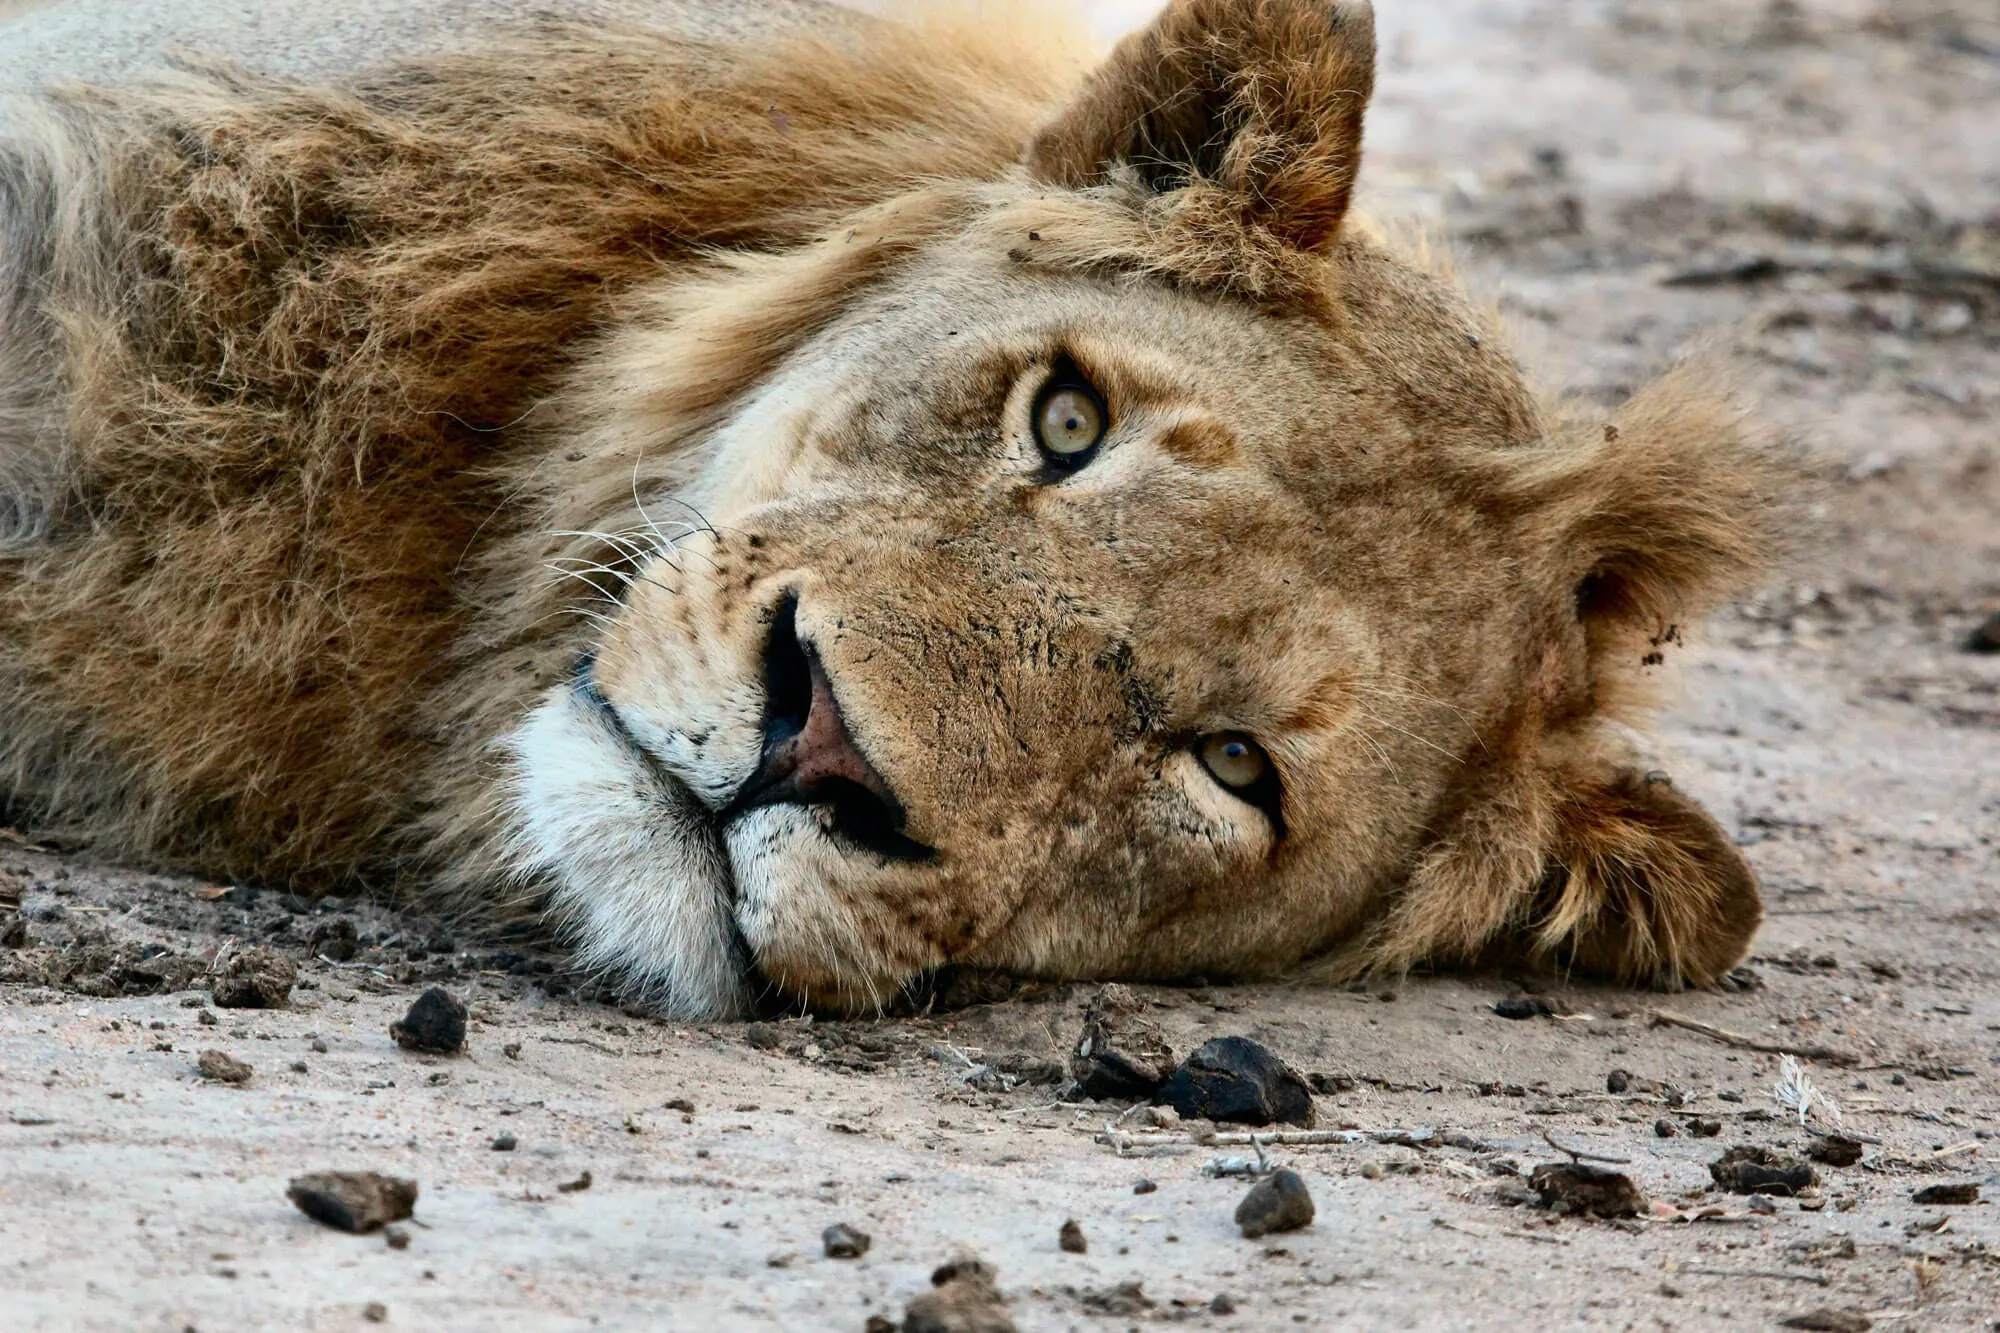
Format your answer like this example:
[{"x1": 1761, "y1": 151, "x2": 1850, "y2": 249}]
[{"x1": 0, "y1": 0, "x2": 1785, "y2": 1016}]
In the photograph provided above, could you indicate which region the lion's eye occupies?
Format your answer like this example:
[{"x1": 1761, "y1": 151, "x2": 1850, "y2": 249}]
[
  {"x1": 1032, "y1": 379, "x2": 1106, "y2": 468},
  {"x1": 1198, "y1": 732, "x2": 1270, "y2": 792}
]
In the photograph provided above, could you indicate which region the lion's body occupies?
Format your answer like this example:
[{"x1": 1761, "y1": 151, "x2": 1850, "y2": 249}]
[{"x1": 0, "y1": 0, "x2": 1785, "y2": 1016}]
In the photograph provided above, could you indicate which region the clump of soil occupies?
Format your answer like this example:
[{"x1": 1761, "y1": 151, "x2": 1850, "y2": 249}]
[
  {"x1": 1069, "y1": 983, "x2": 1175, "y2": 1100},
  {"x1": 1807, "y1": 1135, "x2": 1865, "y2": 1167},
  {"x1": 1057, "y1": 1219, "x2": 1085, "y2": 1253},
  {"x1": 390, "y1": 987, "x2": 466, "y2": 1054},
  {"x1": 0, "y1": 931, "x2": 204, "y2": 997},
  {"x1": 196, "y1": 1049, "x2": 252, "y2": 1084},
  {"x1": 1235, "y1": 1168, "x2": 1315, "y2": 1237},
  {"x1": 1528, "y1": 1162, "x2": 1648, "y2": 1218},
  {"x1": 1156, "y1": 1036, "x2": 1314, "y2": 1127},
  {"x1": 210, "y1": 944, "x2": 297, "y2": 1009},
  {"x1": 902, "y1": 1255, "x2": 1015, "y2": 1333},
  {"x1": 287, "y1": 1171, "x2": 419, "y2": 1234},
  {"x1": 1710, "y1": 1146, "x2": 1817, "y2": 1196}
]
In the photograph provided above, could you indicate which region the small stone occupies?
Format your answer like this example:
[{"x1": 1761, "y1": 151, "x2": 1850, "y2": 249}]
[
  {"x1": 1807, "y1": 1135, "x2": 1864, "y2": 1167},
  {"x1": 1070, "y1": 984, "x2": 1177, "y2": 1101},
  {"x1": 1528, "y1": 1162, "x2": 1648, "y2": 1218},
  {"x1": 1912, "y1": 1182, "x2": 1979, "y2": 1205},
  {"x1": 822, "y1": 1222, "x2": 871, "y2": 1259},
  {"x1": 1492, "y1": 995, "x2": 1553, "y2": 1020},
  {"x1": 310, "y1": 1038, "x2": 329, "y2": 1054},
  {"x1": 196, "y1": 1049, "x2": 252, "y2": 1084},
  {"x1": 383, "y1": 1226, "x2": 410, "y2": 1250},
  {"x1": 308, "y1": 917, "x2": 359, "y2": 962},
  {"x1": 502, "y1": 1042, "x2": 521, "y2": 1060},
  {"x1": 1710, "y1": 1146, "x2": 1816, "y2": 1196},
  {"x1": 287, "y1": 1171, "x2": 418, "y2": 1234},
  {"x1": 1234, "y1": 1168, "x2": 1314, "y2": 1238},
  {"x1": 390, "y1": 987, "x2": 466, "y2": 1055},
  {"x1": 1132, "y1": 1179, "x2": 1158, "y2": 1195},
  {"x1": 491, "y1": 1134, "x2": 517, "y2": 1152},
  {"x1": 1687, "y1": 1118, "x2": 1723, "y2": 1138},
  {"x1": 1210, "y1": 1293, "x2": 1237, "y2": 1315},
  {"x1": 663, "y1": 1097, "x2": 696, "y2": 1114},
  {"x1": 1155, "y1": 1037, "x2": 1314, "y2": 1128},
  {"x1": 1058, "y1": 1219, "x2": 1086, "y2": 1253},
  {"x1": 197, "y1": 1009, "x2": 219, "y2": 1027},
  {"x1": 1605, "y1": 1069, "x2": 1631, "y2": 1094},
  {"x1": 1654, "y1": 1118, "x2": 1678, "y2": 1138},
  {"x1": 210, "y1": 945, "x2": 297, "y2": 1009},
  {"x1": 363, "y1": 1302, "x2": 387, "y2": 1323}
]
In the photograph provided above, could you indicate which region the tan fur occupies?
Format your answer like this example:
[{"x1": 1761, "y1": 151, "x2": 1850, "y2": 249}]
[{"x1": 0, "y1": 0, "x2": 1792, "y2": 1013}]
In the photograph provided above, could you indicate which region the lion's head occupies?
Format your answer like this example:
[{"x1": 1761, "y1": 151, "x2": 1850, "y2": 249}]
[{"x1": 498, "y1": 0, "x2": 1784, "y2": 1017}]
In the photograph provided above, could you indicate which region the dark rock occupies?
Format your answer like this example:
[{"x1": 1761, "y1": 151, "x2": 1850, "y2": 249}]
[
  {"x1": 1605, "y1": 1069, "x2": 1631, "y2": 1094},
  {"x1": 1057, "y1": 1219, "x2": 1086, "y2": 1253},
  {"x1": 287, "y1": 1171, "x2": 418, "y2": 1233},
  {"x1": 1210, "y1": 1293, "x2": 1237, "y2": 1315},
  {"x1": 1912, "y1": 1182, "x2": 1979, "y2": 1205},
  {"x1": 196, "y1": 1049, "x2": 252, "y2": 1084},
  {"x1": 1234, "y1": 1168, "x2": 1315, "y2": 1238},
  {"x1": 1155, "y1": 1037, "x2": 1314, "y2": 1128},
  {"x1": 1070, "y1": 984, "x2": 1176, "y2": 1101},
  {"x1": 1807, "y1": 1135, "x2": 1865, "y2": 1168},
  {"x1": 1528, "y1": 1162, "x2": 1648, "y2": 1218},
  {"x1": 1654, "y1": 1118, "x2": 1678, "y2": 1138},
  {"x1": 1306, "y1": 1072, "x2": 1356, "y2": 1094},
  {"x1": 1133, "y1": 1179, "x2": 1158, "y2": 1195},
  {"x1": 1964, "y1": 610, "x2": 2000, "y2": 653},
  {"x1": 1710, "y1": 1145, "x2": 1816, "y2": 1196},
  {"x1": 383, "y1": 1225, "x2": 411, "y2": 1250},
  {"x1": 822, "y1": 1222, "x2": 871, "y2": 1259},
  {"x1": 1687, "y1": 1118, "x2": 1722, "y2": 1137},
  {"x1": 1493, "y1": 995, "x2": 1553, "y2": 1020},
  {"x1": 491, "y1": 1135, "x2": 517, "y2": 1152},
  {"x1": 1779, "y1": 1311, "x2": 1872, "y2": 1332},
  {"x1": 210, "y1": 945, "x2": 298, "y2": 1009},
  {"x1": 390, "y1": 987, "x2": 466, "y2": 1055},
  {"x1": 903, "y1": 1255, "x2": 1015, "y2": 1333}
]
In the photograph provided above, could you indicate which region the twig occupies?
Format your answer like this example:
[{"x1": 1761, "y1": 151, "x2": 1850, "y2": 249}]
[
  {"x1": 1541, "y1": 1130, "x2": 1632, "y2": 1165},
  {"x1": 1679, "y1": 1267, "x2": 1830, "y2": 1287},
  {"x1": 1649, "y1": 1010, "x2": 1858, "y2": 1067},
  {"x1": 1096, "y1": 1127, "x2": 1437, "y2": 1151}
]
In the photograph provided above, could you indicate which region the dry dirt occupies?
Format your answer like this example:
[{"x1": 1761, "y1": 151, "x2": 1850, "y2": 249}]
[{"x1": 2, "y1": 1, "x2": 1997, "y2": 1329}]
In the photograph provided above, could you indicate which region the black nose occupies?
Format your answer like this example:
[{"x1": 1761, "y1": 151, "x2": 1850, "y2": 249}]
[{"x1": 730, "y1": 595, "x2": 932, "y2": 861}]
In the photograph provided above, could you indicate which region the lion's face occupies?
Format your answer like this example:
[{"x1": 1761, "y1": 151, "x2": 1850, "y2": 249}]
[{"x1": 504, "y1": 0, "x2": 1775, "y2": 1016}]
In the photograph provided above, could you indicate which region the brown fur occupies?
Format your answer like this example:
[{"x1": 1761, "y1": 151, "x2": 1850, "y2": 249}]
[{"x1": 0, "y1": 0, "x2": 1794, "y2": 1012}]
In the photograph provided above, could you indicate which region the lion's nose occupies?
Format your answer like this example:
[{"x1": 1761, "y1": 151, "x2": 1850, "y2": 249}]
[{"x1": 730, "y1": 594, "x2": 914, "y2": 847}]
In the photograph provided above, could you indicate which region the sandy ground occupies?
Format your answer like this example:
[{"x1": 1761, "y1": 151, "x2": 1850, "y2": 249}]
[{"x1": 3, "y1": 0, "x2": 1998, "y2": 1329}]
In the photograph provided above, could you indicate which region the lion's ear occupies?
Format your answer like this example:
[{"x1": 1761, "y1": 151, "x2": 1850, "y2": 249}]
[
  {"x1": 1528, "y1": 764, "x2": 1762, "y2": 988},
  {"x1": 1024, "y1": 0, "x2": 1376, "y2": 253}
]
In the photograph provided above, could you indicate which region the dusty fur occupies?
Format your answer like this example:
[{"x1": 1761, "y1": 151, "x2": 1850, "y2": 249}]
[{"x1": 0, "y1": 0, "x2": 1795, "y2": 1010}]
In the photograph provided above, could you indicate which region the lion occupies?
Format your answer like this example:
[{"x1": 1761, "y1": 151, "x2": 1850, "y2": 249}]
[{"x1": 0, "y1": 0, "x2": 1787, "y2": 1017}]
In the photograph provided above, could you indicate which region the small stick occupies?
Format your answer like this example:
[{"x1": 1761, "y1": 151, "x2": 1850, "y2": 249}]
[
  {"x1": 1649, "y1": 1010, "x2": 1858, "y2": 1067},
  {"x1": 1678, "y1": 1267, "x2": 1830, "y2": 1287},
  {"x1": 1096, "y1": 1127, "x2": 1437, "y2": 1150},
  {"x1": 1541, "y1": 1130, "x2": 1632, "y2": 1165}
]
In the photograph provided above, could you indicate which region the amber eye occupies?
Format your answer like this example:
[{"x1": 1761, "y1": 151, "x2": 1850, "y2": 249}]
[
  {"x1": 1032, "y1": 379, "x2": 1107, "y2": 467},
  {"x1": 1198, "y1": 732, "x2": 1270, "y2": 792}
]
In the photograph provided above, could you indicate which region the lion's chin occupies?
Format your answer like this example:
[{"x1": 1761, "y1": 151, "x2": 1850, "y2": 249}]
[{"x1": 505, "y1": 685, "x2": 759, "y2": 1019}]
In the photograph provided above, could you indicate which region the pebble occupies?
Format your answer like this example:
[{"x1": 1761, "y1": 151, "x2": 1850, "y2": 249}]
[
  {"x1": 1132, "y1": 1179, "x2": 1158, "y2": 1195},
  {"x1": 287, "y1": 1171, "x2": 418, "y2": 1234},
  {"x1": 491, "y1": 1135, "x2": 517, "y2": 1152},
  {"x1": 1058, "y1": 1219, "x2": 1086, "y2": 1254},
  {"x1": 1234, "y1": 1169, "x2": 1315, "y2": 1238},
  {"x1": 390, "y1": 987, "x2": 467, "y2": 1055},
  {"x1": 1492, "y1": 995, "x2": 1553, "y2": 1020},
  {"x1": 1155, "y1": 1037, "x2": 1314, "y2": 1128},
  {"x1": 823, "y1": 1222, "x2": 872, "y2": 1259},
  {"x1": 1912, "y1": 1182, "x2": 1979, "y2": 1205},
  {"x1": 1964, "y1": 611, "x2": 2000, "y2": 654},
  {"x1": 196, "y1": 1050, "x2": 253, "y2": 1084}
]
